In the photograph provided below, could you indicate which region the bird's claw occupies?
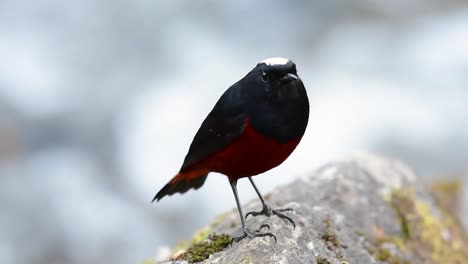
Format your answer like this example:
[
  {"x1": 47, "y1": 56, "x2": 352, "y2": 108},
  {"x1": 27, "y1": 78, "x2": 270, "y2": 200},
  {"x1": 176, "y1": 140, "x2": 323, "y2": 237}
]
[
  {"x1": 246, "y1": 204, "x2": 296, "y2": 229},
  {"x1": 257, "y1": 223, "x2": 270, "y2": 231},
  {"x1": 232, "y1": 227, "x2": 277, "y2": 243}
]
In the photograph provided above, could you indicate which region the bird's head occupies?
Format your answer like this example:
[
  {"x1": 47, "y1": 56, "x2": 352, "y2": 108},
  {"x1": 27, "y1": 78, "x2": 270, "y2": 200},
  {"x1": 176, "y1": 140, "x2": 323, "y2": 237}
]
[
  {"x1": 256, "y1": 57, "x2": 299, "y2": 84},
  {"x1": 230, "y1": 57, "x2": 308, "y2": 140},
  {"x1": 240, "y1": 57, "x2": 303, "y2": 99}
]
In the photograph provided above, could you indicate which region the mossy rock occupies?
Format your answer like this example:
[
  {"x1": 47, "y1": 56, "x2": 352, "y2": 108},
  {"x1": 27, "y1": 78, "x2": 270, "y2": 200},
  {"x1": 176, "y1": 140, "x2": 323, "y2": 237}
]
[
  {"x1": 375, "y1": 187, "x2": 468, "y2": 264},
  {"x1": 150, "y1": 155, "x2": 468, "y2": 264},
  {"x1": 176, "y1": 234, "x2": 231, "y2": 263}
]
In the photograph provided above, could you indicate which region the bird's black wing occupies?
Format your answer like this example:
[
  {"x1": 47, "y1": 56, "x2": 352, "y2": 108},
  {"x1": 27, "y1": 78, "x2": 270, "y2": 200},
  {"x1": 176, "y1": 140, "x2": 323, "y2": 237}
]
[
  {"x1": 153, "y1": 84, "x2": 247, "y2": 202},
  {"x1": 180, "y1": 86, "x2": 247, "y2": 172}
]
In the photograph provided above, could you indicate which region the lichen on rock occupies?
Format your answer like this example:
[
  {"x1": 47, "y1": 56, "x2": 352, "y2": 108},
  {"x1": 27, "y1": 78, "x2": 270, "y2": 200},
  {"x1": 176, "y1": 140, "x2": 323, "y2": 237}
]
[{"x1": 388, "y1": 187, "x2": 468, "y2": 263}]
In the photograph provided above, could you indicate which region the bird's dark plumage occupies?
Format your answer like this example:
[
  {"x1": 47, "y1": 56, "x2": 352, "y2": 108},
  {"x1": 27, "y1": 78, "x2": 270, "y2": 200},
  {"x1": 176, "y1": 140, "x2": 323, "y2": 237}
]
[
  {"x1": 153, "y1": 58, "x2": 308, "y2": 202},
  {"x1": 153, "y1": 58, "x2": 309, "y2": 240}
]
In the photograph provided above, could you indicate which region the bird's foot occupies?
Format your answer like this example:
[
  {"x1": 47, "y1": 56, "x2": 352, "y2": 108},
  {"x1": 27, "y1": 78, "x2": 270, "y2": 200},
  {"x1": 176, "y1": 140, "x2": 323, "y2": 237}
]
[
  {"x1": 232, "y1": 225, "x2": 276, "y2": 243},
  {"x1": 246, "y1": 204, "x2": 296, "y2": 228}
]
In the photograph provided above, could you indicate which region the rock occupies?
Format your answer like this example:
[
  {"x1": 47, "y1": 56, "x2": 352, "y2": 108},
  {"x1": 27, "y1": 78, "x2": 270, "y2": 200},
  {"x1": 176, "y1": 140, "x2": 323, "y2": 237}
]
[
  {"x1": 158, "y1": 153, "x2": 468, "y2": 264},
  {"x1": 460, "y1": 177, "x2": 468, "y2": 233},
  {"x1": 428, "y1": 178, "x2": 467, "y2": 235}
]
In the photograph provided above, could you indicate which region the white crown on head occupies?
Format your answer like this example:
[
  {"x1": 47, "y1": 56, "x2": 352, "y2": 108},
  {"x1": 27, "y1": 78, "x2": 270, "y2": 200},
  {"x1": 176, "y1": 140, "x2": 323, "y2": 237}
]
[{"x1": 261, "y1": 57, "x2": 290, "y2": 66}]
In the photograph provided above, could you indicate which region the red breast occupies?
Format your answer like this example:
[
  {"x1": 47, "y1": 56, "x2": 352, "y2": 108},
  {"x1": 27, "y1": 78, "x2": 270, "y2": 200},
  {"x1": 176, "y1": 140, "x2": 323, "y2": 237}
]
[{"x1": 182, "y1": 119, "x2": 301, "y2": 181}]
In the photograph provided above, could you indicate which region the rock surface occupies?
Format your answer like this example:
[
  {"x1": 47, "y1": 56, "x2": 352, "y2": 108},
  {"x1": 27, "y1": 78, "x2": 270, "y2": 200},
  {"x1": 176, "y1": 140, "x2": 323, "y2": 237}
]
[
  {"x1": 157, "y1": 153, "x2": 468, "y2": 264},
  {"x1": 460, "y1": 177, "x2": 468, "y2": 233}
]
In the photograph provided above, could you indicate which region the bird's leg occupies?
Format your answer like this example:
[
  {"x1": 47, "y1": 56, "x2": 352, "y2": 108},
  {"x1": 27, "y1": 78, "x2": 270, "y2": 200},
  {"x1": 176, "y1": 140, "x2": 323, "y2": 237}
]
[
  {"x1": 245, "y1": 177, "x2": 296, "y2": 228},
  {"x1": 229, "y1": 180, "x2": 277, "y2": 243}
]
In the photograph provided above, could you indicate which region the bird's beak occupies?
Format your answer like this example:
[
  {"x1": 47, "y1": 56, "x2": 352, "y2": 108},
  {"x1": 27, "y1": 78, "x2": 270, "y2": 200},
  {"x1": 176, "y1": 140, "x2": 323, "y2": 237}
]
[{"x1": 280, "y1": 73, "x2": 299, "y2": 83}]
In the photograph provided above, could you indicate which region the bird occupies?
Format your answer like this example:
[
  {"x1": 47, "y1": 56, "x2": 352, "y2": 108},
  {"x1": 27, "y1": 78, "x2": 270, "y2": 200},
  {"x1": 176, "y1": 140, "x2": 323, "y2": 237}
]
[{"x1": 153, "y1": 57, "x2": 309, "y2": 242}]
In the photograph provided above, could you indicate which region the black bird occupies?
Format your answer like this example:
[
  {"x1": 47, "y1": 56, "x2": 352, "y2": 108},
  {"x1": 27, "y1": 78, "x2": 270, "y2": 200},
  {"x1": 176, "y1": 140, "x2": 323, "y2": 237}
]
[{"x1": 154, "y1": 57, "x2": 309, "y2": 241}]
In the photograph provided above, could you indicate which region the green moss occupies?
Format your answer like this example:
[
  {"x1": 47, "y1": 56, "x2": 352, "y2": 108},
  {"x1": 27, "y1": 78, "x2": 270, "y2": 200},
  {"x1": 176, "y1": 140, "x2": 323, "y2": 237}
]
[
  {"x1": 389, "y1": 257, "x2": 412, "y2": 264},
  {"x1": 390, "y1": 189, "x2": 412, "y2": 241},
  {"x1": 178, "y1": 234, "x2": 232, "y2": 263},
  {"x1": 364, "y1": 240, "x2": 411, "y2": 264},
  {"x1": 320, "y1": 220, "x2": 347, "y2": 262},
  {"x1": 173, "y1": 227, "x2": 211, "y2": 253},
  {"x1": 359, "y1": 186, "x2": 468, "y2": 264},
  {"x1": 374, "y1": 236, "x2": 405, "y2": 251},
  {"x1": 364, "y1": 244, "x2": 375, "y2": 255},
  {"x1": 316, "y1": 256, "x2": 331, "y2": 264},
  {"x1": 383, "y1": 188, "x2": 468, "y2": 264},
  {"x1": 413, "y1": 199, "x2": 468, "y2": 263},
  {"x1": 376, "y1": 248, "x2": 391, "y2": 261},
  {"x1": 429, "y1": 180, "x2": 462, "y2": 218},
  {"x1": 379, "y1": 253, "x2": 412, "y2": 264},
  {"x1": 355, "y1": 229, "x2": 365, "y2": 237},
  {"x1": 430, "y1": 179, "x2": 462, "y2": 193},
  {"x1": 365, "y1": 241, "x2": 412, "y2": 264},
  {"x1": 173, "y1": 211, "x2": 231, "y2": 253},
  {"x1": 321, "y1": 230, "x2": 339, "y2": 250}
]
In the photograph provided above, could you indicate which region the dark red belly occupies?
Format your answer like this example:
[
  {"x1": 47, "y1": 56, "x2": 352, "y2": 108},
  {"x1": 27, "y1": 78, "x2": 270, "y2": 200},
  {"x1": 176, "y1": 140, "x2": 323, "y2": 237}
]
[{"x1": 208, "y1": 120, "x2": 301, "y2": 181}]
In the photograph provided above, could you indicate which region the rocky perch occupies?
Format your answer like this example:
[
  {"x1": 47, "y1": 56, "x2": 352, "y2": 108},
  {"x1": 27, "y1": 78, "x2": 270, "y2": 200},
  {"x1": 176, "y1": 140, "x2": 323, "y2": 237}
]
[{"x1": 152, "y1": 154, "x2": 468, "y2": 264}]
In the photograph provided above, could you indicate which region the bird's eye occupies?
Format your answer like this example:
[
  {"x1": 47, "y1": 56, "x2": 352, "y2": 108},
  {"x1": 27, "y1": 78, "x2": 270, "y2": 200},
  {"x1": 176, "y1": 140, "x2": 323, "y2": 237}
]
[{"x1": 261, "y1": 71, "x2": 269, "y2": 82}]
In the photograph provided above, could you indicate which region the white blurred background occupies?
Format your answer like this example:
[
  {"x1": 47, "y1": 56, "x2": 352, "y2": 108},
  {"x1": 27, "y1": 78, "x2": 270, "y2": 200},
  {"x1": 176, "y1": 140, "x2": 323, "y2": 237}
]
[{"x1": 0, "y1": 1, "x2": 467, "y2": 263}]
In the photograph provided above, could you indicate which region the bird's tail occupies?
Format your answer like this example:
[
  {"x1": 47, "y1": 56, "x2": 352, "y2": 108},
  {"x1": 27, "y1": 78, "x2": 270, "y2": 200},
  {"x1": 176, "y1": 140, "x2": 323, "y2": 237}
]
[{"x1": 152, "y1": 169, "x2": 209, "y2": 202}]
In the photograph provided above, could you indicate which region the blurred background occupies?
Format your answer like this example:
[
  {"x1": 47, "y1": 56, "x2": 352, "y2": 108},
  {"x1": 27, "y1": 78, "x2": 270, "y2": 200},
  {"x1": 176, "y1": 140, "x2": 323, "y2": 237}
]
[{"x1": 1, "y1": 0, "x2": 467, "y2": 263}]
